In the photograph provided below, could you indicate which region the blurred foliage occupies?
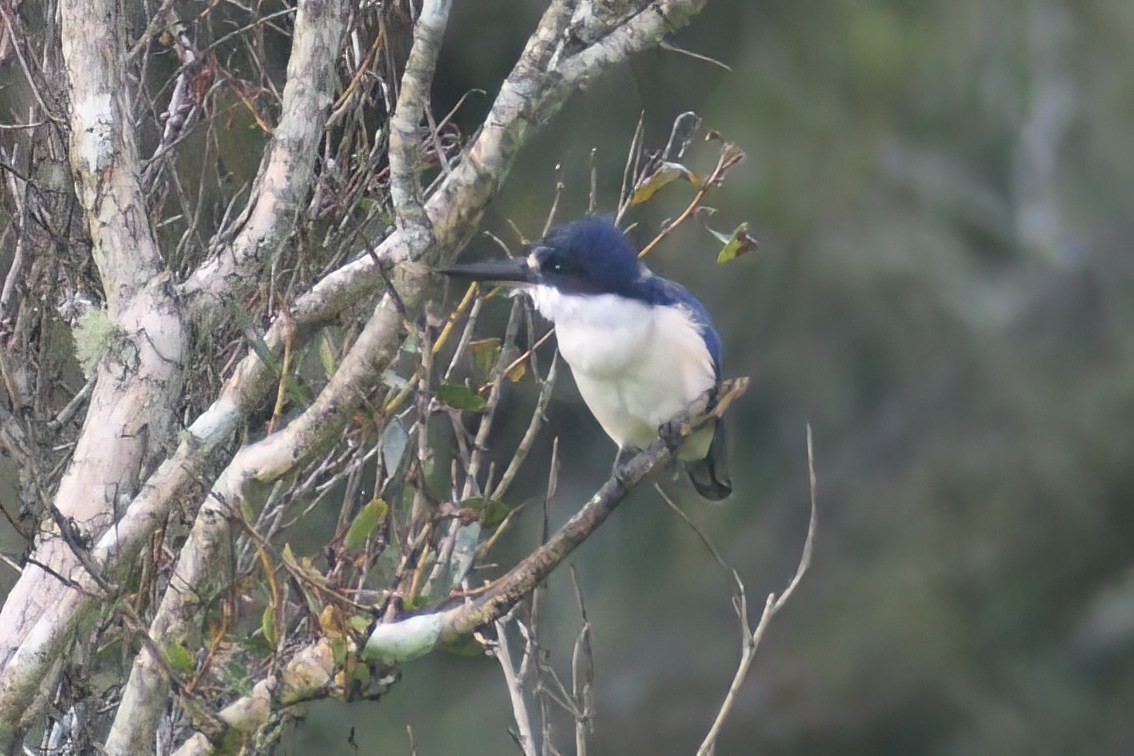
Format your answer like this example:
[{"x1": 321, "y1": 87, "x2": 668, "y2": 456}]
[
  {"x1": 2, "y1": 0, "x2": 1130, "y2": 752},
  {"x1": 288, "y1": 1, "x2": 1134, "y2": 754}
]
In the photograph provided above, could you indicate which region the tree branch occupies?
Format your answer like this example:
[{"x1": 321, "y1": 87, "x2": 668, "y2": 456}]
[
  {"x1": 167, "y1": 379, "x2": 747, "y2": 752},
  {"x1": 0, "y1": 0, "x2": 188, "y2": 733},
  {"x1": 105, "y1": 292, "x2": 404, "y2": 751},
  {"x1": 0, "y1": 0, "x2": 710, "y2": 745},
  {"x1": 181, "y1": 0, "x2": 348, "y2": 319},
  {"x1": 365, "y1": 378, "x2": 748, "y2": 663},
  {"x1": 694, "y1": 424, "x2": 819, "y2": 756},
  {"x1": 388, "y1": 0, "x2": 451, "y2": 237}
]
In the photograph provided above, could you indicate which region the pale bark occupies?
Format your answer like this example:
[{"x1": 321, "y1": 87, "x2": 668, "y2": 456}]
[
  {"x1": 0, "y1": 0, "x2": 711, "y2": 750},
  {"x1": 174, "y1": 379, "x2": 747, "y2": 750},
  {"x1": 106, "y1": 2, "x2": 349, "y2": 747},
  {"x1": 181, "y1": 0, "x2": 352, "y2": 318},
  {"x1": 0, "y1": 0, "x2": 189, "y2": 714}
]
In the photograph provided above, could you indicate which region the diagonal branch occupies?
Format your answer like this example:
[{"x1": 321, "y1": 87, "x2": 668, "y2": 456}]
[
  {"x1": 103, "y1": 289, "x2": 406, "y2": 751},
  {"x1": 0, "y1": 0, "x2": 188, "y2": 732},
  {"x1": 168, "y1": 378, "x2": 748, "y2": 753},
  {"x1": 364, "y1": 378, "x2": 748, "y2": 663},
  {"x1": 181, "y1": 0, "x2": 348, "y2": 319},
  {"x1": 0, "y1": 0, "x2": 709, "y2": 744},
  {"x1": 388, "y1": 0, "x2": 451, "y2": 237}
]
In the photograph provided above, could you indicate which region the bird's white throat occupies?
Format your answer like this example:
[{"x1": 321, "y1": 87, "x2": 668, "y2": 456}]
[{"x1": 528, "y1": 285, "x2": 715, "y2": 451}]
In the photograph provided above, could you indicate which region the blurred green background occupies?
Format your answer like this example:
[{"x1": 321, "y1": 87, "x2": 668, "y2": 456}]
[
  {"x1": 292, "y1": 1, "x2": 1134, "y2": 753},
  {"x1": 2, "y1": 0, "x2": 1130, "y2": 752}
]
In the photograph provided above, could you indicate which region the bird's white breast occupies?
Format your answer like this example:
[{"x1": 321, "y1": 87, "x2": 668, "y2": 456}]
[{"x1": 529, "y1": 285, "x2": 715, "y2": 452}]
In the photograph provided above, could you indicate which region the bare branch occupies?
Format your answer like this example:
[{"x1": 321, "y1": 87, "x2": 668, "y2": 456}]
[
  {"x1": 694, "y1": 424, "x2": 819, "y2": 756},
  {"x1": 106, "y1": 293, "x2": 405, "y2": 749},
  {"x1": 491, "y1": 353, "x2": 559, "y2": 501},
  {"x1": 141, "y1": 13, "x2": 208, "y2": 188},
  {"x1": 389, "y1": 0, "x2": 451, "y2": 236},
  {"x1": 492, "y1": 615, "x2": 539, "y2": 756},
  {"x1": 0, "y1": 0, "x2": 188, "y2": 731},
  {"x1": 365, "y1": 377, "x2": 748, "y2": 663},
  {"x1": 181, "y1": 0, "x2": 348, "y2": 317},
  {"x1": 0, "y1": 1, "x2": 711, "y2": 746},
  {"x1": 184, "y1": 380, "x2": 746, "y2": 751},
  {"x1": 570, "y1": 567, "x2": 595, "y2": 756}
]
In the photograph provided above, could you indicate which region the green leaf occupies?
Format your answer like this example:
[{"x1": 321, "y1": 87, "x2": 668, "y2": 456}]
[
  {"x1": 237, "y1": 496, "x2": 256, "y2": 524},
  {"x1": 422, "y1": 455, "x2": 449, "y2": 501},
  {"x1": 349, "y1": 614, "x2": 373, "y2": 635},
  {"x1": 350, "y1": 661, "x2": 371, "y2": 688},
  {"x1": 436, "y1": 381, "x2": 487, "y2": 412},
  {"x1": 715, "y1": 222, "x2": 759, "y2": 264},
  {"x1": 164, "y1": 642, "x2": 196, "y2": 675},
  {"x1": 470, "y1": 337, "x2": 501, "y2": 378},
  {"x1": 281, "y1": 373, "x2": 313, "y2": 407},
  {"x1": 231, "y1": 306, "x2": 281, "y2": 374},
  {"x1": 262, "y1": 605, "x2": 277, "y2": 648},
  {"x1": 463, "y1": 496, "x2": 511, "y2": 528},
  {"x1": 329, "y1": 637, "x2": 349, "y2": 666},
  {"x1": 629, "y1": 161, "x2": 700, "y2": 207},
  {"x1": 343, "y1": 497, "x2": 388, "y2": 552},
  {"x1": 318, "y1": 332, "x2": 338, "y2": 379}
]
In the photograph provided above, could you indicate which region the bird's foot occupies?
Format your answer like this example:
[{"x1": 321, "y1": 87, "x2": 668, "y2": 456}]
[
  {"x1": 611, "y1": 446, "x2": 640, "y2": 484},
  {"x1": 658, "y1": 417, "x2": 687, "y2": 453}
]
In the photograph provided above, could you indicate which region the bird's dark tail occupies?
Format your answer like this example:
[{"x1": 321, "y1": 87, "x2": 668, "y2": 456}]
[{"x1": 687, "y1": 421, "x2": 731, "y2": 500}]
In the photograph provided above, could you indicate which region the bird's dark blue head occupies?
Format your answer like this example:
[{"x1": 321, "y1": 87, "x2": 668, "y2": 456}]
[
  {"x1": 440, "y1": 216, "x2": 646, "y2": 297},
  {"x1": 442, "y1": 215, "x2": 724, "y2": 376},
  {"x1": 530, "y1": 216, "x2": 644, "y2": 296}
]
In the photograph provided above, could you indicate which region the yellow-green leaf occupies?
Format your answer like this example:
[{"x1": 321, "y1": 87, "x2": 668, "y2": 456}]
[
  {"x1": 262, "y1": 605, "x2": 277, "y2": 648},
  {"x1": 164, "y1": 642, "x2": 195, "y2": 675},
  {"x1": 715, "y1": 222, "x2": 758, "y2": 264},
  {"x1": 630, "y1": 161, "x2": 700, "y2": 206},
  {"x1": 343, "y1": 497, "x2": 388, "y2": 552},
  {"x1": 462, "y1": 496, "x2": 511, "y2": 528},
  {"x1": 436, "y1": 381, "x2": 487, "y2": 412},
  {"x1": 505, "y1": 361, "x2": 527, "y2": 383},
  {"x1": 237, "y1": 496, "x2": 254, "y2": 523},
  {"x1": 470, "y1": 337, "x2": 501, "y2": 377}
]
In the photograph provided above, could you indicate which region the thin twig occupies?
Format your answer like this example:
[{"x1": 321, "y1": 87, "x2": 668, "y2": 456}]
[
  {"x1": 542, "y1": 163, "x2": 565, "y2": 236},
  {"x1": 491, "y1": 353, "x2": 558, "y2": 500},
  {"x1": 615, "y1": 111, "x2": 646, "y2": 224},
  {"x1": 493, "y1": 615, "x2": 538, "y2": 756},
  {"x1": 365, "y1": 378, "x2": 750, "y2": 662},
  {"x1": 569, "y1": 566, "x2": 594, "y2": 756},
  {"x1": 693, "y1": 424, "x2": 818, "y2": 756}
]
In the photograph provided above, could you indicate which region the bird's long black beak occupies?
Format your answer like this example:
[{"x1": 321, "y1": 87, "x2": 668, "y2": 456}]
[{"x1": 440, "y1": 256, "x2": 535, "y2": 285}]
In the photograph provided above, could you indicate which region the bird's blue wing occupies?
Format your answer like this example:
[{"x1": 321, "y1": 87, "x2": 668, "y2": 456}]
[{"x1": 632, "y1": 275, "x2": 724, "y2": 380}]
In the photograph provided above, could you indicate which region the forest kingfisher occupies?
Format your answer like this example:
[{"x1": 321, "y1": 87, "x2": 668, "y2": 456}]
[{"x1": 442, "y1": 215, "x2": 731, "y2": 500}]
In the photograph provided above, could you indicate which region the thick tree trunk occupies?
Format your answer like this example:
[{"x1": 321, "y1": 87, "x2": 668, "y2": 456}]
[
  {"x1": 0, "y1": 0, "x2": 710, "y2": 750},
  {"x1": 0, "y1": 0, "x2": 188, "y2": 676}
]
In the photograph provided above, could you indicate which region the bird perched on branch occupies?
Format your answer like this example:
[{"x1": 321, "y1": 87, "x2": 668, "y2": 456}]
[{"x1": 442, "y1": 215, "x2": 731, "y2": 499}]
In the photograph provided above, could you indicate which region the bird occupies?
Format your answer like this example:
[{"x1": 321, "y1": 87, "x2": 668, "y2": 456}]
[{"x1": 442, "y1": 215, "x2": 731, "y2": 500}]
